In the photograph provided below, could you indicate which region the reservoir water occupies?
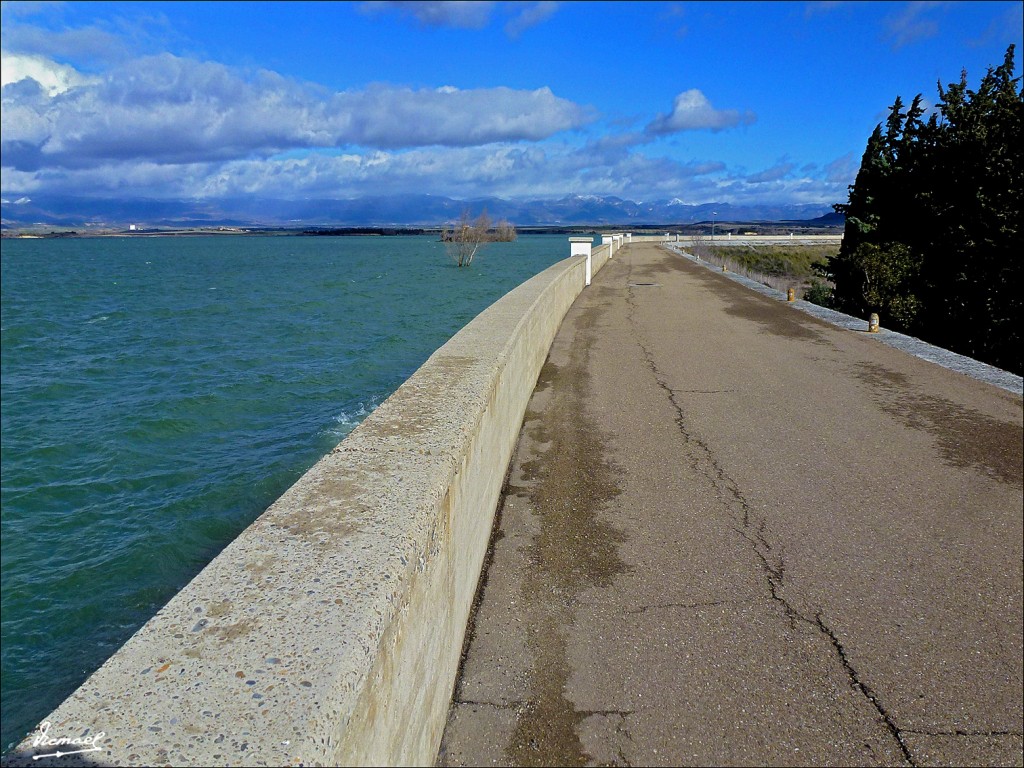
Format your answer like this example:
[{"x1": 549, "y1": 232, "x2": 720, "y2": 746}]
[{"x1": 0, "y1": 233, "x2": 573, "y2": 752}]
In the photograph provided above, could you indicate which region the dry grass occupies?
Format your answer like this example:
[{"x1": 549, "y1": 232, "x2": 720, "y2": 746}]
[{"x1": 685, "y1": 236, "x2": 838, "y2": 300}]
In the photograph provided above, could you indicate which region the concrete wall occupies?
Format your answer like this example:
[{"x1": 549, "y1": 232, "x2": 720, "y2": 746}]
[
  {"x1": 10, "y1": 244, "x2": 611, "y2": 767},
  {"x1": 674, "y1": 234, "x2": 842, "y2": 246},
  {"x1": 629, "y1": 234, "x2": 672, "y2": 242}
]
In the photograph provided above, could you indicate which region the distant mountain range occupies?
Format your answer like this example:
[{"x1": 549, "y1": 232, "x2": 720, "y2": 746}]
[{"x1": 0, "y1": 193, "x2": 839, "y2": 229}]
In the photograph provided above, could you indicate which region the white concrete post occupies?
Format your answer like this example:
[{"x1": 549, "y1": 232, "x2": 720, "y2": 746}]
[
  {"x1": 570, "y1": 237, "x2": 593, "y2": 286},
  {"x1": 601, "y1": 234, "x2": 614, "y2": 258}
]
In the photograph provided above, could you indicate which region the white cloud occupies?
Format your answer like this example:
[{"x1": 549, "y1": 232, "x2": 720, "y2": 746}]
[
  {"x1": 803, "y1": 1, "x2": 847, "y2": 19},
  {"x1": 645, "y1": 89, "x2": 756, "y2": 134},
  {"x1": 505, "y1": 2, "x2": 559, "y2": 38},
  {"x1": 823, "y1": 152, "x2": 857, "y2": 184},
  {"x1": 359, "y1": 1, "x2": 497, "y2": 29},
  {"x1": 358, "y1": 1, "x2": 559, "y2": 36},
  {"x1": 2, "y1": 24, "x2": 132, "y2": 66},
  {"x1": 968, "y1": 3, "x2": 1024, "y2": 48},
  {"x1": 0, "y1": 53, "x2": 593, "y2": 171},
  {"x1": 1, "y1": 50, "x2": 99, "y2": 95},
  {"x1": 0, "y1": 9, "x2": 847, "y2": 209},
  {"x1": 882, "y1": 1, "x2": 947, "y2": 50},
  {"x1": 0, "y1": 137, "x2": 856, "y2": 208},
  {"x1": 331, "y1": 83, "x2": 593, "y2": 148},
  {"x1": 745, "y1": 161, "x2": 796, "y2": 184}
]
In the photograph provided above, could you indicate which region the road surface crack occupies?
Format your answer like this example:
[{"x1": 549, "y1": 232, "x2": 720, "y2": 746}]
[
  {"x1": 623, "y1": 255, "x2": 916, "y2": 767},
  {"x1": 902, "y1": 728, "x2": 1023, "y2": 737},
  {"x1": 815, "y1": 613, "x2": 916, "y2": 766},
  {"x1": 580, "y1": 710, "x2": 635, "y2": 767},
  {"x1": 623, "y1": 269, "x2": 785, "y2": 603},
  {"x1": 670, "y1": 388, "x2": 738, "y2": 394}
]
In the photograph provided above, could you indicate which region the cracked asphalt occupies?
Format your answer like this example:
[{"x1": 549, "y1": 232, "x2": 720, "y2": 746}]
[{"x1": 437, "y1": 243, "x2": 1023, "y2": 767}]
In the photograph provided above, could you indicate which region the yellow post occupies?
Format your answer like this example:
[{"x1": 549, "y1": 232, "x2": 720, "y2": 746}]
[
  {"x1": 868, "y1": 313, "x2": 880, "y2": 333},
  {"x1": 787, "y1": 287, "x2": 795, "y2": 302}
]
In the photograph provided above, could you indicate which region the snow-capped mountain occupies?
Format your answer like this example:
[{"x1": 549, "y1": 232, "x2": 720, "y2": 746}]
[{"x1": 1, "y1": 193, "x2": 837, "y2": 229}]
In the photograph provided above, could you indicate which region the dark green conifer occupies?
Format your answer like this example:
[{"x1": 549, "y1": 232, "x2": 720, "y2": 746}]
[{"x1": 831, "y1": 44, "x2": 1022, "y2": 373}]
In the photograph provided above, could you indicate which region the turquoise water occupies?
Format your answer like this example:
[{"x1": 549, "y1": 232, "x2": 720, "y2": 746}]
[{"x1": 0, "y1": 233, "x2": 575, "y2": 752}]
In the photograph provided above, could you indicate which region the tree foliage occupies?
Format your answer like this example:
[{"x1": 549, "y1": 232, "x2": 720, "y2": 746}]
[{"x1": 828, "y1": 45, "x2": 1022, "y2": 374}]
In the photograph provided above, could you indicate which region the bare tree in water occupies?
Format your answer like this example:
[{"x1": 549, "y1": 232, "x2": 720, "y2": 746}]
[{"x1": 441, "y1": 209, "x2": 516, "y2": 267}]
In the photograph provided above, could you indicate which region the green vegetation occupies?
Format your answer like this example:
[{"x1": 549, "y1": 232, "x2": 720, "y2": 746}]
[
  {"x1": 825, "y1": 44, "x2": 1022, "y2": 374},
  {"x1": 802, "y1": 278, "x2": 834, "y2": 307},
  {"x1": 705, "y1": 243, "x2": 838, "y2": 280},
  {"x1": 686, "y1": 234, "x2": 839, "y2": 297}
]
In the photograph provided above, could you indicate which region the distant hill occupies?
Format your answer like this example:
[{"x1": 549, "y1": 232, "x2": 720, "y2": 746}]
[
  {"x1": 1, "y1": 193, "x2": 838, "y2": 230},
  {"x1": 787, "y1": 210, "x2": 844, "y2": 227}
]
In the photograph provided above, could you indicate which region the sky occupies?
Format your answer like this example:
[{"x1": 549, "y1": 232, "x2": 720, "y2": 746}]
[{"x1": 1, "y1": 0, "x2": 1022, "y2": 207}]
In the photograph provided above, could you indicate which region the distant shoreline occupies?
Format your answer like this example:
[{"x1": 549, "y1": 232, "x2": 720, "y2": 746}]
[{"x1": 1, "y1": 222, "x2": 844, "y2": 240}]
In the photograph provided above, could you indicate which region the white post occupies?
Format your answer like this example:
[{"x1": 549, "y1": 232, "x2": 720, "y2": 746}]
[
  {"x1": 570, "y1": 237, "x2": 593, "y2": 286},
  {"x1": 601, "y1": 234, "x2": 613, "y2": 259}
]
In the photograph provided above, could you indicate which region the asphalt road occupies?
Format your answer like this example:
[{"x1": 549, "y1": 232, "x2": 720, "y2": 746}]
[{"x1": 438, "y1": 242, "x2": 1023, "y2": 767}]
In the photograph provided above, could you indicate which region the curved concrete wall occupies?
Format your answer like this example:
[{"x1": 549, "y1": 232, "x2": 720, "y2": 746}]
[{"x1": 10, "y1": 245, "x2": 610, "y2": 767}]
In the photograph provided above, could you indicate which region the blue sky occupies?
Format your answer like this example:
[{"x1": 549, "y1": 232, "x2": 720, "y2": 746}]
[{"x1": 2, "y1": 1, "x2": 1022, "y2": 206}]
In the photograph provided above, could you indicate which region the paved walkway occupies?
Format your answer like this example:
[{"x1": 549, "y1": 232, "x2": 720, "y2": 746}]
[{"x1": 438, "y1": 243, "x2": 1023, "y2": 767}]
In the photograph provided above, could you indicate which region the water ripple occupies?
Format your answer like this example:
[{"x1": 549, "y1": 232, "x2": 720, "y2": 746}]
[{"x1": 0, "y1": 233, "x2": 573, "y2": 753}]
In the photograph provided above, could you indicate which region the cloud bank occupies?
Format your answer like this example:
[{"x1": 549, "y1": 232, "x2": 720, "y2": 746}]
[
  {"x1": 0, "y1": 3, "x2": 857, "y2": 210},
  {"x1": 1, "y1": 53, "x2": 593, "y2": 172}
]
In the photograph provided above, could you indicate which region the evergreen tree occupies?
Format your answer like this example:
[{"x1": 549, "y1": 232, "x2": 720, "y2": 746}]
[
  {"x1": 830, "y1": 45, "x2": 1022, "y2": 374},
  {"x1": 923, "y1": 46, "x2": 1023, "y2": 371}
]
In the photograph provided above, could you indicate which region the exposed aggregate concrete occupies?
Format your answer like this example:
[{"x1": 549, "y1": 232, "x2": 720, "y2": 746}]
[
  {"x1": 441, "y1": 242, "x2": 1023, "y2": 767},
  {"x1": 5, "y1": 243, "x2": 620, "y2": 767}
]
